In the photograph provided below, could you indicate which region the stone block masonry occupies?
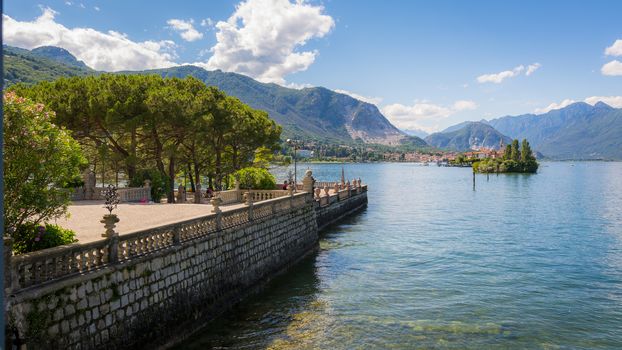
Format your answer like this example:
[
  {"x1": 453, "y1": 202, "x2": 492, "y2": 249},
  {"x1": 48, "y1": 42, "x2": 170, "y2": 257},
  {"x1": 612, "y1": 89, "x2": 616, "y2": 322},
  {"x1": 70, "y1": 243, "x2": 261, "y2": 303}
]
[
  {"x1": 315, "y1": 190, "x2": 368, "y2": 231},
  {"x1": 5, "y1": 179, "x2": 368, "y2": 349}
]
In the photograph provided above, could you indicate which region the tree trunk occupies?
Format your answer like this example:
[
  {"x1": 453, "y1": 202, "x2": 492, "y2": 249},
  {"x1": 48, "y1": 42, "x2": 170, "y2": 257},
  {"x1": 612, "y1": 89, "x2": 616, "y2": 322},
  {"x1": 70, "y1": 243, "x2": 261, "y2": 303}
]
[
  {"x1": 215, "y1": 149, "x2": 222, "y2": 190},
  {"x1": 167, "y1": 155, "x2": 176, "y2": 203},
  {"x1": 193, "y1": 162, "x2": 201, "y2": 193},
  {"x1": 187, "y1": 163, "x2": 196, "y2": 192}
]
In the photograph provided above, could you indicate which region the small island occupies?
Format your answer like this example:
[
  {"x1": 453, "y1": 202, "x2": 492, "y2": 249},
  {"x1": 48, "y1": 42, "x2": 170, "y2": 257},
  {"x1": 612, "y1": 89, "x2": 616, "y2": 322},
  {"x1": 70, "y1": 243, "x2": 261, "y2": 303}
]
[{"x1": 472, "y1": 139, "x2": 539, "y2": 173}]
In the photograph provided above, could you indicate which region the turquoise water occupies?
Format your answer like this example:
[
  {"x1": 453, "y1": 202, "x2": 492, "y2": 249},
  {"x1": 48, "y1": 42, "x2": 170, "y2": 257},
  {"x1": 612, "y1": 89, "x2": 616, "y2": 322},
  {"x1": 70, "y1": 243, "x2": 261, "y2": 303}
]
[{"x1": 178, "y1": 162, "x2": 622, "y2": 349}]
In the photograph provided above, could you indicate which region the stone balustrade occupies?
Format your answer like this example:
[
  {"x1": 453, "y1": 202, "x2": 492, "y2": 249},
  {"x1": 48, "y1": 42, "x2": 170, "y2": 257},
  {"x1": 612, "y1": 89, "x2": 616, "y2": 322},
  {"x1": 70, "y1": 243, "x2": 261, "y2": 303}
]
[
  {"x1": 4, "y1": 169, "x2": 367, "y2": 349},
  {"x1": 6, "y1": 192, "x2": 311, "y2": 293},
  {"x1": 71, "y1": 186, "x2": 150, "y2": 202},
  {"x1": 246, "y1": 190, "x2": 289, "y2": 202},
  {"x1": 118, "y1": 187, "x2": 151, "y2": 202},
  {"x1": 214, "y1": 189, "x2": 241, "y2": 204}
]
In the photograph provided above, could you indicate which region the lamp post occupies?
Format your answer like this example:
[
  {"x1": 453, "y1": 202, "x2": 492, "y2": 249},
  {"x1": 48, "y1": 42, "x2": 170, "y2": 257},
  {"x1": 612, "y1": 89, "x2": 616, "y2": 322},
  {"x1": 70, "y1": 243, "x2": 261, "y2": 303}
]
[{"x1": 287, "y1": 139, "x2": 299, "y2": 191}]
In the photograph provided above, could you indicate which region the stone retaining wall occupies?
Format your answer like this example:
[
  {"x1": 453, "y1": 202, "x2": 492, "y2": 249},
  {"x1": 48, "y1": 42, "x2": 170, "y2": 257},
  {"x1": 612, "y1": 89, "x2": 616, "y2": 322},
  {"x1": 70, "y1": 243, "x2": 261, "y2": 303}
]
[
  {"x1": 6, "y1": 185, "x2": 368, "y2": 349},
  {"x1": 315, "y1": 191, "x2": 368, "y2": 231},
  {"x1": 6, "y1": 195, "x2": 318, "y2": 349}
]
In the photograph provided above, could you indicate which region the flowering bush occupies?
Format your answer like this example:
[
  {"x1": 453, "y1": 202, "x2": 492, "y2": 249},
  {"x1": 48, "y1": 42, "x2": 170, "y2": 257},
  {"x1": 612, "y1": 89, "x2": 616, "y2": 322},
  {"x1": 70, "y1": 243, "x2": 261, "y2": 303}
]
[
  {"x1": 3, "y1": 92, "x2": 86, "y2": 236},
  {"x1": 12, "y1": 222, "x2": 77, "y2": 254}
]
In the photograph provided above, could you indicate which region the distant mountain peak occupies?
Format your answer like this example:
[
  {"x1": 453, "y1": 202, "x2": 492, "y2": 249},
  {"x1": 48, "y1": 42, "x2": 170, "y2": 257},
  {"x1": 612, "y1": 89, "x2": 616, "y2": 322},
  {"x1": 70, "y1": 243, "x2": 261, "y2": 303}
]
[
  {"x1": 425, "y1": 121, "x2": 511, "y2": 151},
  {"x1": 593, "y1": 101, "x2": 613, "y2": 110},
  {"x1": 30, "y1": 46, "x2": 89, "y2": 69}
]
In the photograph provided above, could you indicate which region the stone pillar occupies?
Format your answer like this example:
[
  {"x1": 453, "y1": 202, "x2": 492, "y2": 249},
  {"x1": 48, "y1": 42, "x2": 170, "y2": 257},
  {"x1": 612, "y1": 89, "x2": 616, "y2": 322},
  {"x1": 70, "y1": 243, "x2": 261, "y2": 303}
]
[
  {"x1": 176, "y1": 184, "x2": 186, "y2": 203},
  {"x1": 302, "y1": 169, "x2": 314, "y2": 193},
  {"x1": 346, "y1": 181, "x2": 351, "y2": 197},
  {"x1": 244, "y1": 192, "x2": 254, "y2": 220},
  {"x1": 211, "y1": 197, "x2": 223, "y2": 230},
  {"x1": 333, "y1": 182, "x2": 339, "y2": 195},
  {"x1": 195, "y1": 183, "x2": 202, "y2": 204},
  {"x1": 101, "y1": 214, "x2": 120, "y2": 263},
  {"x1": 143, "y1": 179, "x2": 152, "y2": 201},
  {"x1": 85, "y1": 170, "x2": 96, "y2": 200}
]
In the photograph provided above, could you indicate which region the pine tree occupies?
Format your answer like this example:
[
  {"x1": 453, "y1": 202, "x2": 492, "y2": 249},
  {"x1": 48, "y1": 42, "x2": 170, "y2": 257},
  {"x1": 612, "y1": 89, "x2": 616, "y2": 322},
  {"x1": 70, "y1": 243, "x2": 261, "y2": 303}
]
[
  {"x1": 510, "y1": 139, "x2": 520, "y2": 161},
  {"x1": 521, "y1": 139, "x2": 534, "y2": 162},
  {"x1": 504, "y1": 144, "x2": 512, "y2": 160}
]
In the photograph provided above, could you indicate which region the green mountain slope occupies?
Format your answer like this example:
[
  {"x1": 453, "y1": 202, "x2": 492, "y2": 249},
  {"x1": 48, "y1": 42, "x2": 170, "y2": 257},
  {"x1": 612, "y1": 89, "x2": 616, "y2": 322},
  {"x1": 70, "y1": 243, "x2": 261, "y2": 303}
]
[
  {"x1": 136, "y1": 65, "x2": 422, "y2": 146},
  {"x1": 4, "y1": 45, "x2": 424, "y2": 147},
  {"x1": 487, "y1": 102, "x2": 622, "y2": 160},
  {"x1": 3, "y1": 45, "x2": 92, "y2": 85},
  {"x1": 425, "y1": 122, "x2": 512, "y2": 151},
  {"x1": 30, "y1": 46, "x2": 89, "y2": 68}
]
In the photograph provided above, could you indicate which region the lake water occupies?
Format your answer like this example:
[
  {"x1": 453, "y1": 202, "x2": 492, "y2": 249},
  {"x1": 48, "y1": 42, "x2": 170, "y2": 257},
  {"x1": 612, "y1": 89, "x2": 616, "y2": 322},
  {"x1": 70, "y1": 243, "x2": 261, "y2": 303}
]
[{"x1": 177, "y1": 162, "x2": 622, "y2": 349}]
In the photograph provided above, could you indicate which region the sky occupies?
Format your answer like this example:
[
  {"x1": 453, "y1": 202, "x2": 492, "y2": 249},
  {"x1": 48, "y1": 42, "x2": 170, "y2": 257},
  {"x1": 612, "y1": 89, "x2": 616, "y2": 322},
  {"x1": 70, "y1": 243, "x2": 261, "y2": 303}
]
[{"x1": 3, "y1": 0, "x2": 622, "y2": 133}]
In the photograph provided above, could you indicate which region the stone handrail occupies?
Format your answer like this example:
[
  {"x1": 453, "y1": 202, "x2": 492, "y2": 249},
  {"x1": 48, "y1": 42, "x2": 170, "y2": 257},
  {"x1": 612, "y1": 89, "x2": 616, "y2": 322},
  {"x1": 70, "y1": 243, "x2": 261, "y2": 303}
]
[
  {"x1": 71, "y1": 186, "x2": 150, "y2": 202},
  {"x1": 314, "y1": 181, "x2": 337, "y2": 189},
  {"x1": 214, "y1": 189, "x2": 240, "y2": 205},
  {"x1": 7, "y1": 192, "x2": 311, "y2": 292},
  {"x1": 246, "y1": 190, "x2": 289, "y2": 202},
  {"x1": 314, "y1": 182, "x2": 367, "y2": 207},
  {"x1": 9, "y1": 239, "x2": 110, "y2": 290},
  {"x1": 118, "y1": 187, "x2": 151, "y2": 202}
]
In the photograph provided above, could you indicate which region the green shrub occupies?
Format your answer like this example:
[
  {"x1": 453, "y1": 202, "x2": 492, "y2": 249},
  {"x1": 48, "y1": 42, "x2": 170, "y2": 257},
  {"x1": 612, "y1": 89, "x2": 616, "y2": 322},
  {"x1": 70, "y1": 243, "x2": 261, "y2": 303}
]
[
  {"x1": 130, "y1": 168, "x2": 168, "y2": 202},
  {"x1": 3, "y1": 92, "x2": 86, "y2": 234},
  {"x1": 228, "y1": 167, "x2": 276, "y2": 190},
  {"x1": 12, "y1": 222, "x2": 77, "y2": 254}
]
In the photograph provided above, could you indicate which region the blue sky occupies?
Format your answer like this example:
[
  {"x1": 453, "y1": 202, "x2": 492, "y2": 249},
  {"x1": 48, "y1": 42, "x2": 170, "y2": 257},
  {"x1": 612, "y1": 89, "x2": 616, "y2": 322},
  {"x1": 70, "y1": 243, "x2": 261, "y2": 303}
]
[{"x1": 4, "y1": 0, "x2": 622, "y2": 133}]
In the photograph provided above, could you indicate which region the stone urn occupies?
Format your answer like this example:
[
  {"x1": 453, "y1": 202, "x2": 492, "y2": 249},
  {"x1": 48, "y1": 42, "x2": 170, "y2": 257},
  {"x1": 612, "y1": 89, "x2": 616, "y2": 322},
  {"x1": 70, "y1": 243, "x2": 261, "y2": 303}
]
[
  {"x1": 324, "y1": 186, "x2": 330, "y2": 197},
  {"x1": 101, "y1": 214, "x2": 119, "y2": 238},
  {"x1": 314, "y1": 187, "x2": 321, "y2": 199}
]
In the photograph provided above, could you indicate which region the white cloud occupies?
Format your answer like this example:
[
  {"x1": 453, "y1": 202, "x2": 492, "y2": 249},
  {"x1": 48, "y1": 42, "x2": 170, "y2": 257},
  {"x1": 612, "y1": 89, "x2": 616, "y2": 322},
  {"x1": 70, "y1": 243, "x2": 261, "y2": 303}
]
[
  {"x1": 601, "y1": 60, "x2": 622, "y2": 76},
  {"x1": 477, "y1": 63, "x2": 541, "y2": 83},
  {"x1": 534, "y1": 96, "x2": 622, "y2": 114},
  {"x1": 477, "y1": 65, "x2": 524, "y2": 83},
  {"x1": 94, "y1": 6, "x2": 100, "y2": 11},
  {"x1": 167, "y1": 19, "x2": 203, "y2": 42},
  {"x1": 334, "y1": 89, "x2": 383, "y2": 105},
  {"x1": 202, "y1": 0, "x2": 335, "y2": 84},
  {"x1": 452, "y1": 100, "x2": 478, "y2": 111},
  {"x1": 381, "y1": 100, "x2": 477, "y2": 133},
  {"x1": 534, "y1": 99, "x2": 576, "y2": 114},
  {"x1": 605, "y1": 39, "x2": 622, "y2": 56},
  {"x1": 526, "y1": 63, "x2": 541, "y2": 76},
  {"x1": 200, "y1": 18, "x2": 214, "y2": 27},
  {"x1": 2, "y1": 7, "x2": 177, "y2": 71},
  {"x1": 583, "y1": 96, "x2": 622, "y2": 108}
]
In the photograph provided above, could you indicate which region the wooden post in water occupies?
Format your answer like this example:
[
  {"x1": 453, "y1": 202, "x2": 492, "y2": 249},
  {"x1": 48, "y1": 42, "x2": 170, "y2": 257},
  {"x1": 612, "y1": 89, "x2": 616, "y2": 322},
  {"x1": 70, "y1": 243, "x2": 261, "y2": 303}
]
[{"x1": 472, "y1": 170, "x2": 476, "y2": 191}]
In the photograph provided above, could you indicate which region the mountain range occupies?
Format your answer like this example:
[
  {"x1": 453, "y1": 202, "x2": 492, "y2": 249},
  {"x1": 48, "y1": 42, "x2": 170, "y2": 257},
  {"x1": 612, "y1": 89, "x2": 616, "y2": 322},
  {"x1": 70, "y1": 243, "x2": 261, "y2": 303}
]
[
  {"x1": 486, "y1": 102, "x2": 622, "y2": 160},
  {"x1": 425, "y1": 122, "x2": 512, "y2": 151},
  {"x1": 3, "y1": 45, "x2": 424, "y2": 147},
  {"x1": 5, "y1": 44, "x2": 622, "y2": 159}
]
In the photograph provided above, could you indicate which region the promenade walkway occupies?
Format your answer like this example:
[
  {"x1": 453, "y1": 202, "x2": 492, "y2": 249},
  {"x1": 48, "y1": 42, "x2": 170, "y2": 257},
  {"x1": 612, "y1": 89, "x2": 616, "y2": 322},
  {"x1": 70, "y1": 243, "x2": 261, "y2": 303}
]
[{"x1": 54, "y1": 200, "x2": 247, "y2": 244}]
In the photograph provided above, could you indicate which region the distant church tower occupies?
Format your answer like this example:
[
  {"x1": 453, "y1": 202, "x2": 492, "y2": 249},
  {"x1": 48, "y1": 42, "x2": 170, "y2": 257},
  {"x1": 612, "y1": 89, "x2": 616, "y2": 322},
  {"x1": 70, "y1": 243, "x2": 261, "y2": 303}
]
[{"x1": 498, "y1": 138, "x2": 505, "y2": 150}]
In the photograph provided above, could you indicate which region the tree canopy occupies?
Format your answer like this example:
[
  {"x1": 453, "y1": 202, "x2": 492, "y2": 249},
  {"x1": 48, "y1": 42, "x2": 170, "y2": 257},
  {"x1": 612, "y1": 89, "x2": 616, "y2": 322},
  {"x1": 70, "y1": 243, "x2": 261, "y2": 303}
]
[
  {"x1": 10, "y1": 74, "x2": 282, "y2": 202},
  {"x1": 473, "y1": 138, "x2": 538, "y2": 174}
]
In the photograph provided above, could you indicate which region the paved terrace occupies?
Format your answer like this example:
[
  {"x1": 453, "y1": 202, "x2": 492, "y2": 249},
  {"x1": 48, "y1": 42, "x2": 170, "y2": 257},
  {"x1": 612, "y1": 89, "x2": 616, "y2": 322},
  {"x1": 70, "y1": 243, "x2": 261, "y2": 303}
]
[{"x1": 55, "y1": 200, "x2": 248, "y2": 244}]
